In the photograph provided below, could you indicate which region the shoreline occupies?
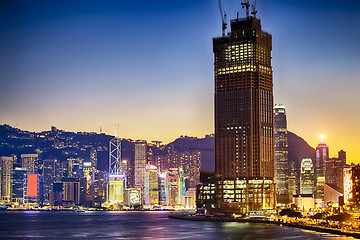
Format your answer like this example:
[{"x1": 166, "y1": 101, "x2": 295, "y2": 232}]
[{"x1": 168, "y1": 214, "x2": 360, "y2": 239}]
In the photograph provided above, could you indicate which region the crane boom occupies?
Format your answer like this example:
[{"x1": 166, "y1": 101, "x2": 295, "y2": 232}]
[
  {"x1": 241, "y1": 0, "x2": 250, "y2": 18},
  {"x1": 217, "y1": 0, "x2": 227, "y2": 37},
  {"x1": 251, "y1": 0, "x2": 257, "y2": 19}
]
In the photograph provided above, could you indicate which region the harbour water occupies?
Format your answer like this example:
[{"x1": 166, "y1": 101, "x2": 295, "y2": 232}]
[{"x1": 0, "y1": 211, "x2": 355, "y2": 239}]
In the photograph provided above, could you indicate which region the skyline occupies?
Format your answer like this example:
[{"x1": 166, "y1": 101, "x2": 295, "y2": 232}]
[{"x1": 1, "y1": 0, "x2": 360, "y2": 162}]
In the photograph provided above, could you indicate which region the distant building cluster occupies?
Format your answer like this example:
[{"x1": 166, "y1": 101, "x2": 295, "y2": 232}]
[
  {"x1": 0, "y1": 126, "x2": 206, "y2": 210},
  {"x1": 273, "y1": 104, "x2": 349, "y2": 211}
]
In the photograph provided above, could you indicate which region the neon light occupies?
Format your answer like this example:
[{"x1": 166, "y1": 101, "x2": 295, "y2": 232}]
[{"x1": 344, "y1": 168, "x2": 352, "y2": 204}]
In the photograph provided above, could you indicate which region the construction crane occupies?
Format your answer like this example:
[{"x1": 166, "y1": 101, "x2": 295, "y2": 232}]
[
  {"x1": 251, "y1": 0, "x2": 257, "y2": 19},
  {"x1": 241, "y1": 0, "x2": 250, "y2": 18},
  {"x1": 217, "y1": 0, "x2": 227, "y2": 37}
]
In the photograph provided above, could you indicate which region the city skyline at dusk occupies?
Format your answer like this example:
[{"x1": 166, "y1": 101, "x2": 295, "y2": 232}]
[{"x1": 1, "y1": 0, "x2": 360, "y2": 163}]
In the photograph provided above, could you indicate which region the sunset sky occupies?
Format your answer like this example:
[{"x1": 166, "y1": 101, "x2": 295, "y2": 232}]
[{"x1": 1, "y1": 0, "x2": 360, "y2": 162}]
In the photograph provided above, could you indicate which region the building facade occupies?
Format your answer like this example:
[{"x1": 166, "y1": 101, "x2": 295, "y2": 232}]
[
  {"x1": 135, "y1": 141, "x2": 147, "y2": 204},
  {"x1": 315, "y1": 142, "x2": 329, "y2": 201},
  {"x1": 0, "y1": 156, "x2": 13, "y2": 202},
  {"x1": 274, "y1": 104, "x2": 289, "y2": 195},
  {"x1": 213, "y1": 15, "x2": 275, "y2": 213},
  {"x1": 326, "y1": 150, "x2": 346, "y2": 192},
  {"x1": 300, "y1": 158, "x2": 314, "y2": 195}
]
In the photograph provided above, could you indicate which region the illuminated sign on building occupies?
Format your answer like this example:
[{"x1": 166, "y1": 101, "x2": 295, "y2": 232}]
[
  {"x1": 129, "y1": 189, "x2": 140, "y2": 205},
  {"x1": 344, "y1": 168, "x2": 352, "y2": 204},
  {"x1": 83, "y1": 167, "x2": 94, "y2": 196},
  {"x1": 27, "y1": 174, "x2": 38, "y2": 197}
]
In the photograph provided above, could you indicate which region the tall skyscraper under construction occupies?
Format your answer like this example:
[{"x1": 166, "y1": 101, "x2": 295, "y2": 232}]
[{"x1": 213, "y1": 2, "x2": 276, "y2": 213}]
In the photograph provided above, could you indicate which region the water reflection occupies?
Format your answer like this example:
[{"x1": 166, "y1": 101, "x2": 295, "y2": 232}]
[{"x1": 0, "y1": 211, "x2": 355, "y2": 239}]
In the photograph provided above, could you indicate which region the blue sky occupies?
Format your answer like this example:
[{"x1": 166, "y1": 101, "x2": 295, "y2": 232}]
[{"x1": 1, "y1": 0, "x2": 360, "y2": 161}]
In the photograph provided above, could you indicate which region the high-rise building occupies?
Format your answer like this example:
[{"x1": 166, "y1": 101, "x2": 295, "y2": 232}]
[
  {"x1": 166, "y1": 168, "x2": 181, "y2": 206},
  {"x1": 213, "y1": 8, "x2": 275, "y2": 213},
  {"x1": 159, "y1": 172, "x2": 167, "y2": 206},
  {"x1": 109, "y1": 137, "x2": 121, "y2": 175},
  {"x1": 300, "y1": 158, "x2": 314, "y2": 195},
  {"x1": 274, "y1": 104, "x2": 289, "y2": 195},
  {"x1": 135, "y1": 140, "x2": 147, "y2": 204},
  {"x1": 68, "y1": 157, "x2": 83, "y2": 178},
  {"x1": 21, "y1": 154, "x2": 39, "y2": 174},
  {"x1": 108, "y1": 175, "x2": 125, "y2": 204},
  {"x1": 144, "y1": 164, "x2": 159, "y2": 206},
  {"x1": 315, "y1": 142, "x2": 329, "y2": 201},
  {"x1": 43, "y1": 159, "x2": 58, "y2": 203},
  {"x1": 11, "y1": 167, "x2": 27, "y2": 204},
  {"x1": 351, "y1": 165, "x2": 360, "y2": 207},
  {"x1": 83, "y1": 164, "x2": 95, "y2": 203},
  {"x1": 0, "y1": 156, "x2": 13, "y2": 202},
  {"x1": 326, "y1": 150, "x2": 346, "y2": 192},
  {"x1": 90, "y1": 147, "x2": 98, "y2": 170}
]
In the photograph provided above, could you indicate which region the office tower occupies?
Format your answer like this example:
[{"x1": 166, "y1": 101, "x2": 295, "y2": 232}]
[
  {"x1": 68, "y1": 157, "x2": 83, "y2": 178},
  {"x1": 11, "y1": 167, "x2": 27, "y2": 204},
  {"x1": 0, "y1": 156, "x2": 13, "y2": 202},
  {"x1": 93, "y1": 170, "x2": 108, "y2": 203},
  {"x1": 120, "y1": 139, "x2": 136, "y2": 188},
  {"x1": 135, "y1": 140, "x2": 147, "y2": 204},
  {"x1": 179, "y1": 151, "x2": 201, "y2": 189},
  {"x1": 159, "y1": 172, "x2": 167, "y2": 206},
  {"x1": 274, "y1": 104, "x2": 289, "y2": 195},
  {"x1": 21, "y1": 154, "x2": 39, "y2": 174},
  {"x1": 62, "y1": 179, "x2": 80, "y2": 205},
  {"x1": 300, "y1": 158, "x2": 314, "y2": 195},
  {"x1": 50, "y1": 182, "x2": 63, "y2": 206},
  {"x1": 124, "y1": 188, "x2": 141, "y2": 206},
  {"x1": 166, "y1": 168, "x2": 181, "y2": 206},
  {"x1": 144, "y1": 164, "x2": 159, "y2": 206},
  {"x1": 43, "y1": 159, "x2": 57, "y2": 203},
  {"x1": 315, "y1": 142, "x2": 329, "y2": 201},
  {"x1": 213, "y1": 8, "x2": 275, "y2": 213},
  {"x1": 108, "y1": 175, "x2": 125, "y2": 204},
  {"x1": 109, "y1": 137, "x2": 121, "y2": 175},
  {"x1": 196, "y1": 172, "x2": 217, "y2": 211},
  {"x1": 179, "y1": 166, "x2": 186, "y2": 205},
  {"x1": 326, "y1": 150, "x2": 346, "y2": 192}
]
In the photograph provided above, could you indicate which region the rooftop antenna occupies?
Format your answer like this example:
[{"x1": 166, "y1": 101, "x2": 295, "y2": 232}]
[
  {"x1": 218, "y1": 0, "x2": 227, "y2": 37},
  {"x1": 241, "y1": 0, "x2": 250, "y2": 18}
]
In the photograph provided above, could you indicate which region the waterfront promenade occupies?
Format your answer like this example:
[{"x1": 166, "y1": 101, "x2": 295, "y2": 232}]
[{"x1": 168, "y1": 214, "x2": 360, "y2": 239}]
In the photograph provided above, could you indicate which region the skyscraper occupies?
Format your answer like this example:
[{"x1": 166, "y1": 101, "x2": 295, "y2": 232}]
[
  {"x1": 300, "y1": 158, "x2": 314, "y2": 195},
  {"x1": 21, "y1": 154, "x2": 39, "y2": 174},
  {"x1": 135, "y1": 140, "x2": 147, "y2": 204},
  {"x1": 274, "y1": 104, "x2": 289, "y2": 195},
  {"x1": 326, "y1": 150, "x2": 346, "y2": 192},
  {"x1": 213, "y1": 7, "x2": 275, "y2": 213},
  {"x1": 11, "y1": 167, "x2": 27, "y2": 204},
  {"x1": 315, "y1": 142, "x2": 329, "y2": 201},
  {"x1": 144, "y1": 164, "x2": 159, "y2": 206},
  {"x1": 43, "y1": 159, "x2": 58, "y2": 203},
  {"x1": 0, "y1": 156, "x2": 13, "y2": 202}
]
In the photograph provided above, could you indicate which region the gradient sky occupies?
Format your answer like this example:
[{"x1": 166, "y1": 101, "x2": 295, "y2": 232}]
[{"x1": 1, "y1": 0, "x2": 360, "y2": 163}]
